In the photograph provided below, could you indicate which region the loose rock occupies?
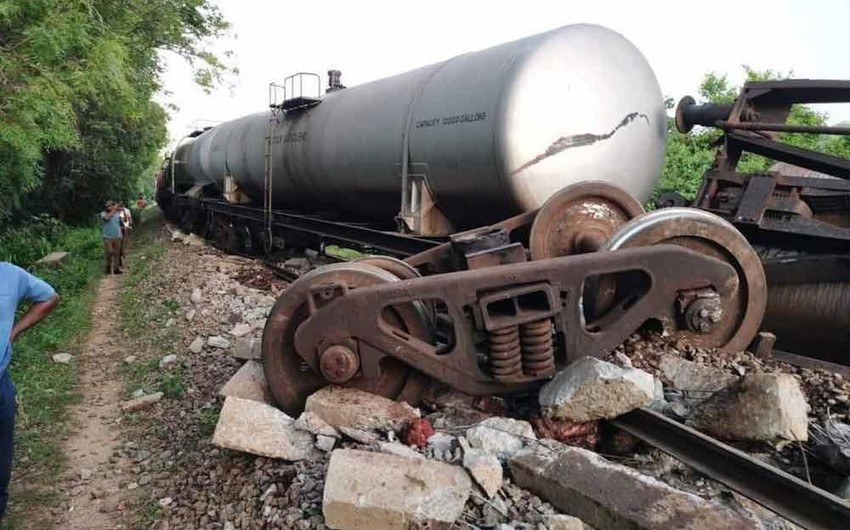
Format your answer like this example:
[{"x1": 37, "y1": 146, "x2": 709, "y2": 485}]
[
  {"x1": 294, "y1": 411, "x2": 340, "y2": 438},
  {"x1": 52, "y1": 353, "x2": 73, "y2": 364},
  {"x1": 190, "y1": 288, "x2": 203, "y2": 304},
  {"x1": 121, "y1": 392, "x2": 164, "y2": 413},
  {"x1": 547, "y1": 514, "x2": 586, "y2": 530},
  {"x1": 316, "y1": 435, "x2": 337, "y2": 453},
  {"x1": 305, "y1": 386, "x2": 419, "y2": 432},
  {"x1": 378, "y1": 442, "x2": 425, "y2": 460},
  {"x1": 207, "y1": 336, "x2": 231, "y2": 349},
  {"x1": 462, "y1": 448, "x2": 502, "y2": 498},
  {"x1": 228, "y1": 322, "x2": 252, "y2": 338},
  {"x1": 539, "y1": 357, "x2": 655, "y2": 422},
  {"x1": 689, "y1": 373, "x2": 809, "y2": 442},
  {"x1": 218, "y1": 360, "x2": 270, "y2": 403},
  {"x1": 159, "y1": 354, "x2": 178, "y2": 368},
  {"x1": 658, "y1": 355, "x2": 737, "y2": 397},
  {"x1": 322, "y1": 448, "x2": 471, "y2": 530},
  {"x1": 212, "y1": 397, "x2": 315, "y2": 460},
  {"x1": 466, "y1": 417, "x2": 536, "y2": 461},
  {"x1": 188, "y1": 336, "x2": 204, "y2": 354}
]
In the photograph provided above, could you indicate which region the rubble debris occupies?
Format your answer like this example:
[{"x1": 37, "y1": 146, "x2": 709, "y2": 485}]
[
  {"x1": 427, "y1": 432, "x2": 456, "y2": 454},
  {"x1": 338, "y1": 426, "x2": 380, "y2": 445},
  {"x1": 51, "y1": 353, "x2": 73, "y2": 364},
  {"x1": 218, "y1": 360, "x2": 270, "y2": 404},
  {"x1": 190, "y1": 288, "x2": 203, "y2": 304},
  {"x1": 466, "y1": 417, "x2": 536, "y2": 461},
  {"x1": 316, "y1": 435, "x2": 336, "y2": 452},
  {"x1": 423, "y1": 389, "x2": 496, "y2": 429},
  {"x1": 158, "y1": 354, "x2": 178, "y2": 368},
  {"x1": 123, "y1": 355, "x2": 137, "y2": 364},
  {"x1": 228, "y1": 322, "x2": 252, "y2": 338},
  {"x1": 212, "y1": 397, "x2": 314, "y2": 460},
  {"x1": 539, "y1": 357, "x2": 655, "y2": 422},
  {"x1": 322, "y1": 449, "x2": 471, "y2": 530},
  {"x1": 121, "y1": 392, "x2": 163, "y2": 413},
  {"x1": 547, "y1": 514, "x2": 586, "y2": 530},
  {"x1": 530, "y1": 416, "x2": 599, "y2": 450},
  {"x1": 232, "y1": 336, "x2": 261, "y2": 360},
  {"x1": 305, "y1": 386, "x2": 420, "y2": 432},
  {"x1": 378, "y1": 441, "x2": 425, "y2": 460},
  {"x1": 184, "y1": 233, "x2": 205, "y2": 246},
  {"x1": 812, "y1": 421, "x2": 850, "y2": 473},
  {"x1": 509, "y1": 444, "x2": 760, "y2": 530},
  {"x1": 294, "y1": 411, "x2": 340, "y2": 438},
  {"x1": 689, "y1": 373, "x2": 809, "y2": 442},
  {"x1": 188, "y1": 336, "x2": 204, "y2": 354},
  {"x1": 402, "y1": 417, "x2": 434, "y2": 448},
  {"x1": 36, "y1": 251, "x2": 69, "y2": 266},
  {"x1": 658, "y1": 355, "x2": 737, "y2": 398},
  {"x1": 462, "y1": 448, "x2": 502, "y2": 498},
  {"x1": 207, "y1": 335, "x2": 231, "y2": 349}
]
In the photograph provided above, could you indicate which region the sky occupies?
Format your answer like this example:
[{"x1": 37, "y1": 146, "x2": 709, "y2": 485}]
[{"x1": 156, "y1": 0, "x2": 850, "y2": 148}]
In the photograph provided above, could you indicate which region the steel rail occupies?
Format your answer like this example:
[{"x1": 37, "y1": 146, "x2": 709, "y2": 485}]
[{"x1": 612, "y1": 408, "x2": 850, "y2": 530}]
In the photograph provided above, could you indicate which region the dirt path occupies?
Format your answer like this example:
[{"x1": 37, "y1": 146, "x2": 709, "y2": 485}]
[{"x1": 53, "y1": 274, "x2": 134, "y2": 530}]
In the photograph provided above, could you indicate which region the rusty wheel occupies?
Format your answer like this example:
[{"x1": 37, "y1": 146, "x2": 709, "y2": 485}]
[
  {"x1": 529, "y1": 182, "x2": 645, "y2": 260},
  {"x1": 354, "y1": 255, "x2": 421, "y2": 281},
  {"x1": 262, "y1": 262, "x2": 432, "y2": 416},
  {"x1": 599, "y1": 208, "x2": 767, "y2": 352}
]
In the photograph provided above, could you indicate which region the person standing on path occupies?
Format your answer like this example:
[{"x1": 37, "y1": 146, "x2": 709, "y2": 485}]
[
  {"x1": 100, "y1": 201, "x2": 123, "y2": 274},
  {"x1": 0, "y1": 263, "x2": 59, "y2": 522},
  {"x1": 118, "y1": 202, "x2": 133, "y2": 269}
]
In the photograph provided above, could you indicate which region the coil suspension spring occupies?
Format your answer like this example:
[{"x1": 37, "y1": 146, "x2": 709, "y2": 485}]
[
  {"x1": 520, "y1": 319, "x2": 555, "y2": 377},
  {"x1": 488, "y1": 326, "x2": 522, "y2": 381}
]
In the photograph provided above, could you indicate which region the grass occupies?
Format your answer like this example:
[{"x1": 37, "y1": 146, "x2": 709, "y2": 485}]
[{"x1": 1, "y1": 223, "x2": 103, "y2": 528}]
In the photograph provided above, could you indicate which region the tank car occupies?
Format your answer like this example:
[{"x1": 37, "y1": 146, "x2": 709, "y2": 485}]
[{"x1": 161, "y1": 24, "x2": 666, "y2": 236}]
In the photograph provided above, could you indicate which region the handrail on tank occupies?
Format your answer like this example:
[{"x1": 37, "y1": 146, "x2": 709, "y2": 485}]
[{"x1": 283, "y1": 72, "x2": 322, "y2": 102}]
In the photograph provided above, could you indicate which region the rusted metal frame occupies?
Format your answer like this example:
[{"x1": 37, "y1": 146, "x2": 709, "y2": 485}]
[
  {"x1": 756, "y1": 217, "x2": 850, "y2": 243},
  {"x1": 719, "y1": 121, "x2": 850, "y2": 136},
  {"x1": 732, "y1": 175, "x2": 776, "y2": 224},
  {"x1": 743, "y1": 79, "x2": 850, "y2": 105},
  {"x1": 201, "y1": 199, "x2": 441, "y2": 256},
  {"x1": 762, "y1": 253, "x2": 850, "y2": 284},
  {"x1": 612, "y1": 408, "x2": 850, "y2": 530},
  {"x1": 404, "y1": 211, "x2": 537, "y2": 272},
  {"x1": 727, "y1": 133, "x2": 850, "y2": 180},
  {"x1": 293, "y1": 245, "x2": 737, "y2": 395}
]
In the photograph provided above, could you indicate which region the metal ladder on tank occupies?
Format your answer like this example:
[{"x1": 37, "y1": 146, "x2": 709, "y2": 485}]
[{"x1": 264, "y1": 83, "x2": 285, "y2": 253}]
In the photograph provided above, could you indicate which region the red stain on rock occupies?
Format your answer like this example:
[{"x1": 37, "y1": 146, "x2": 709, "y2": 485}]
[
  {"x1": 403, "y1": 418, "x2": 435, "y2": 448},
  {"x1": 530, "y1": 416, "x2": 599, "y2": 450}
]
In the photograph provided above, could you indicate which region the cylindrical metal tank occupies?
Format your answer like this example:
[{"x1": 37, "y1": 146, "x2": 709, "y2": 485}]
[{"x1": 171, "y1": 24, "x2": 666, "y2": 232}]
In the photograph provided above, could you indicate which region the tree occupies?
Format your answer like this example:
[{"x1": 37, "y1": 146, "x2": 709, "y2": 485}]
[
  {"x1": 655, "y1": 67, "x2": 850, "y2": 203},
  {"x1": 0, "y1": 0, "x2": 231, "y2": 222}
]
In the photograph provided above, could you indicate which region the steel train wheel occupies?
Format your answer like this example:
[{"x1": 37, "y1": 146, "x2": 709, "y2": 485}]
[
  {"x1": 262, "y1": 262, "x2": 432, "y2": 416},
  {"x1": 599, "y1": 208, "x2": 767, "y2": 352},
  {"x1": 529, "y1": 182, "x2": 645, "y2": 260},
  {"x1": 354, "y1": 255, "x2": 421, "y2": 281}
]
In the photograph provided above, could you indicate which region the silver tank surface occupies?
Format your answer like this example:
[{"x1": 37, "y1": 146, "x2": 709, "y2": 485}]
[{"x1": 172, "y1": 24, "x2": 666, "y2": 231}]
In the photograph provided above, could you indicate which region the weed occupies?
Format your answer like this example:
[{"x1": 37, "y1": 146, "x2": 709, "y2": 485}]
[
  {"x1": 159, "y1": 370, "x2": 185, "y2": 398},
  {"x1": 197, "y1": 405, "x2": 221, "y2": 437}
]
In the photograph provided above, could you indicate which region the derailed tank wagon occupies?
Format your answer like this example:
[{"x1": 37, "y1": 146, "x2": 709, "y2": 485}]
[{"x1": 158, "y1": 24, "x2": 771, "y2": 412}]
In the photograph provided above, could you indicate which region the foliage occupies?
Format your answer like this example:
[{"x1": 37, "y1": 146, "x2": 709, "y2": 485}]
[
  {"x1": 1, "y1": 222, "x2": 102, "y2": 527},
  {"x1": 655, "y1": 67, "x2": 850, "y2": 204},
  {"x1": 0, "y1": 0, "x2": 231, "y2": 222}
]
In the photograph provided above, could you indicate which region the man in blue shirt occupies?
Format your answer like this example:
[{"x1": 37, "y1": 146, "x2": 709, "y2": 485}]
[
  {"x1": 0, "y1": 263, "x2": 58, "y2": 521},
  {"x1": 100, "y1": 201, "x2": 123, "y2": 274}
]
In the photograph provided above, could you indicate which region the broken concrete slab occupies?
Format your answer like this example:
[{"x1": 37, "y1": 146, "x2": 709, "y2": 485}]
[
  {"x1": 232, "y1": 337, "x2": 261, "y2": 360},
  {"x1": 658, "y1": 355, "x2": 737, "y2": 398},
  {"x1": 509, "y1": 445, "x2": 760, "y2": 530},
  {"x1": 293, "y1": 411, "x2": 340, "y2": 438},
  {"x1": 121, "y1": 392, "x2": 164, "y2": 413},
  {"x1": 212, "y1": 397, "x2": 314, "y2": 460},
  {"x1": 218, "y1": 360, "x2": 270, "y2": 404},
  {"x1": 338, "y1": 426, "x2": 380, "y2": 445},
  {"x1": 466, "y1": 417, "x2": 536, "y2": 461},
  {"x1": 305, "y1": 386, "x2": 419, "y2": 432},
  {"x1": 322, "y1": 448, "x2": 471, "y2": 530},
  {"x1": 37, "y1": 251, "x2": 69, "y2": 266},
  {"x1": 539, "y1": 357, "x2": 655, "y2": 422},
  {"x1": 689, "y1": 373, "x2": 809, "y2": 443},
  {"x1": 462, "y1": 448, "x2": 502, "y2": 498}
]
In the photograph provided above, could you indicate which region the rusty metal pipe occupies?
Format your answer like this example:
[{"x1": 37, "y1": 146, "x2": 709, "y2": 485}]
[{"x1": 675, "y1": 96, "x2": 735, "y2": 133}]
